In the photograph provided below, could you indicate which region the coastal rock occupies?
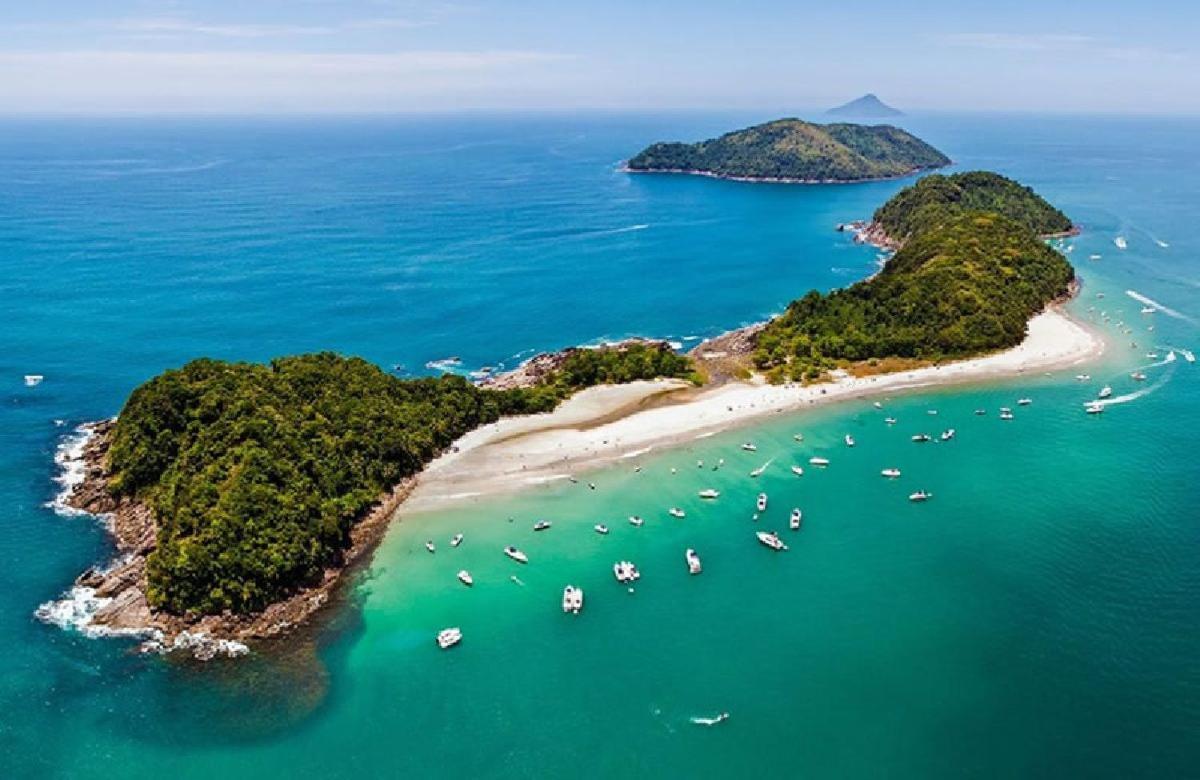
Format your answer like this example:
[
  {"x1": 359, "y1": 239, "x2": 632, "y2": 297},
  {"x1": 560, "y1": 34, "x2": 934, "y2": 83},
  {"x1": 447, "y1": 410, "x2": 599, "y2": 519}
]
[{"x1": 482, "y1": 338, "x2": 677, "y2": 390}]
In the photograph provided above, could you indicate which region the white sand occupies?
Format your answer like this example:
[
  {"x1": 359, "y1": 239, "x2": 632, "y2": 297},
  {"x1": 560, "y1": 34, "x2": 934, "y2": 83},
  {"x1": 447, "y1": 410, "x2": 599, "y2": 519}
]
[{"x1": 404, "y1": 308, "x2": 1103, "y2": 512}]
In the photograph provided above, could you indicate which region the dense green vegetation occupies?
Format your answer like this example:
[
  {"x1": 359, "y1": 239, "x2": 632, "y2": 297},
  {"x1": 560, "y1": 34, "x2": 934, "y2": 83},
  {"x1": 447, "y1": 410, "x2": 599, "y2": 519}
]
[
  {"x1": 872, "y1": 171, "x2": 1073, "y2": 242},
  {"x1": 626, "y1": 119, "x2": 949, "y2": 182},
  {"x1": 108, "y1": 345, "x2": 693, "y2": 615},
  {"x1": 754, "y1": 208, "x2": 1075, "y2": 382}
]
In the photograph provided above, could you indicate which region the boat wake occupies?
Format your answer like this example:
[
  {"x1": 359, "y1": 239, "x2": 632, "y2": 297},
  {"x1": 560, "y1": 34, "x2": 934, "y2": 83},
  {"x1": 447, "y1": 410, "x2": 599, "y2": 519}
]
[
  {"x1": 1125, "y1": 290, "x2": 1198, "y2": 326},
  {"x1": 1088, "y1": 361, "x2": 1177, "y2": 409},
  {"x1": 690, "y1": 712, "x2": 731, "y2": 726}
]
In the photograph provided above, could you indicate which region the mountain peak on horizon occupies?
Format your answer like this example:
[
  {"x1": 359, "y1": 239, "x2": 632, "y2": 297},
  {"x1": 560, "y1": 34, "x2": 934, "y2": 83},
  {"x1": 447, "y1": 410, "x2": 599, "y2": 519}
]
[{"x1": 826, "y1": 94, "x2": 904, "y2": 118}]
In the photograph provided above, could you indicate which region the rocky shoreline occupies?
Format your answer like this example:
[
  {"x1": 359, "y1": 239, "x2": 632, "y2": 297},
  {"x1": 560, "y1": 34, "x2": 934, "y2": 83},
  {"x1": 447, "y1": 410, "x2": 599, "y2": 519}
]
[
  {"x1": 480, "y1": 338, "x2": 677, "y2": 390},
  {"x1": 42, "y1": 420, "x2": 414, "y2": 660},
  {"x1": 620, "y1": 163, "x2": 944, "y2": 186}
]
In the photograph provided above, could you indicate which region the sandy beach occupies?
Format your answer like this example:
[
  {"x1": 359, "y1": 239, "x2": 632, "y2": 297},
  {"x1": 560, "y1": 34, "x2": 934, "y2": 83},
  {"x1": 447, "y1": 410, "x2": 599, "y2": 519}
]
[{"x1": 404, "y1": 307, "x2": 1104, "y2": 512}]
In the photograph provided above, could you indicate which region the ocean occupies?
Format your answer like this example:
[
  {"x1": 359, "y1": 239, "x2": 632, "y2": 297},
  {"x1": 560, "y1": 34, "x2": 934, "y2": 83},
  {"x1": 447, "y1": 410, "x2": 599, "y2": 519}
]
[{"x1": 1, "y1": 113, "x2": 1198, "y2": 777}]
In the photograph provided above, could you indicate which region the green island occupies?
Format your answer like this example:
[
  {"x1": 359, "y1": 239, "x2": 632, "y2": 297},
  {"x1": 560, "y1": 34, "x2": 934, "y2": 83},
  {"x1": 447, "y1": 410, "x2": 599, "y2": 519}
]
[
  {"x1": 751, "y1": 172, "x2": 1076, "y2": 381},
  {"x1": 625, "y1": 118, "x2": 950, "y2": 182}
]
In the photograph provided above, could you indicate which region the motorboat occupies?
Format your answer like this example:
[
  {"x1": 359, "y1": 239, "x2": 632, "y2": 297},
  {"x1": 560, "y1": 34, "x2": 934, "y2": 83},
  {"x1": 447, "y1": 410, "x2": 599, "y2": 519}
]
[
  {"x1": 1131, "y1": 371, "x2": 1147, "y2": 381},
  {"x1": 791, "y1": 465, "x2": 804, "y2": 477},
  {"x1": 669, "y1": 507, "x2": 686, "y2": 519},
  {"x1": 792, "y1": 433, "x2": 804, "y2": 442},
  {"x1": 844, "y1": 434, "x2": 856, "y2": 447},
  {"x1": 450, "y1": 533, "x2": 464, "y2": 547},
  {"x1": 881, "y1": 468, "x2": 901, "y2": 478},
  {"x1": 1017, "y1": 398, "x2": 1032, "y2": 406},
  {"x1": 1114, "y1": 236, "x2": 1127, "y2": 249},
  {"x1": 885, "y1": 417, "x2": 898, "y2": 425},
  {"x1": 1000, "y1": 410, "x2": 1014, "y2": 420},
  {"x1": 23, "y1": 374, "x2": 43, "y2": 387},
  {"x1": 613, "y1": 560, "x2": 641, "y2": 583},
  {"x1": 562, "y1": 585, "x2": 584, "y2": 614},
  {"x1": 912, "y1": 434, "x2": 931, "y2": 443},
  {"x1": 974, "y1": 409, "x2": 986, "y2": 416},
  {"x1": 504, "y1": 546, "x2": 528, "y2": 563},
  {"x1": 594, "y1": 524, "x2": 609, "y2": 535},
  {"x1": 756, "y1": 493, "x2": 768, "y2": 512},
  {"x1": 457, "y1": 570, "x2": 473, "y2": 586},
  {"x1": 425, "y1": 540, "x2": 436, "y2": 553},
  {"x1": 533, "y1": 520, "x2": 552, "y2": 531},
  {"x1": 1141, "y1": 306, "x2": 1157, "y2": 314},
  {"x1": 789, "y1": 508, "x2": 802, "y2": 530},
  {"x1": 1085, "y1": 402, "x2": 1105, "y2": 415},
  {"x1": 698, "y1": 489, "x2": 720, "y2": 499},
  {"x1": 686, "y1": 548, "x2": 702, "y2": 575},
  {"x1": 927, "y1": 409, "x2": 938, "y2": 416},
  {"x1": 909, "y1": 491, "x2": 931, "y2": 502},
  {"x1": 1075, "y1": 374, "x2": 1091, "y2": 381},
  {"x1": 940, "y1": 429, "x2": 956, "y2": 441},
  {"x1": 756, "y1": 531, "x2": 788, "y2": 551},
  {"x1": 741, "y1": 442, "x2": 758, "y2": 452},
  {"x1": 1098, "y1": 386, "x2": 1113, "y2": 399},
  {"x1": 809, "y1": 456, "x2": 830, "y2": 466},
  {"x1": 436, "y1": 627, "x2": 462, "y2": 649},
  {"x1": 873, "y1": 401, "x2": 883, "y2": 410},
  {"x1": 629, "y1": 515, "x2": 645, "y2": 527}
]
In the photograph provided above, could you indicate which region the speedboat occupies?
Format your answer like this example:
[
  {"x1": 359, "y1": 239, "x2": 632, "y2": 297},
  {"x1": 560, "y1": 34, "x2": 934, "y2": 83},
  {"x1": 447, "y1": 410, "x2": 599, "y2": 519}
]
[
  {"x1": 629, "y1": 515, "x2": 645, "y2": 527},
  {"x1": 562, "y1": 585, "x2": 584, "y2": 614},
  {"x1": 1114, "y1": 236, "x2": 1127, "y2": 249},
  {"x1": 669, "y1": 507, "x2": 686, "y2": 519},
  {"x1": 940, "y1": 429, "x2": 956, "y2": 441},
  {"x1": 425, "y1": 540, "x2": 436, "y2": 553},
  {"x1": 741, "y1": 442, "x2": 757, "y2": 452},
  {"x1": 1017, "y1": 398, "x2": 1032, "y2": 406},
  {"x1": 613, "y1": 561, "x2": 641, "y2": 583},
  {"x1": 927, "y1": 409, "x2": 938, "y2": 416},
  {"x1": 749, "y1": 459, "x2": 772, "y2": 477},
  {"x1": 873, "y1": 401, "x2": 883, "y2": 410},
  {"x1": 686, "y1": 548, "x2": 702, "y2": 575},
  {"x1": 789, "y1": 508, "x2": 802, "y2": 530},
  {"x1": 533, "y1": 520, "x2": 552, "y2": 531},
  {"x1": 504, "y1": 546, "x2": 528, "y2": 563},
  {"x1": 844, "y1": 434, "x2": 855, "y2": 447},
  {"x1": 881, "y1": 468, "x2": 901, "y2": 478},
  {"x1": 23, "y1": 374, "x2": 43, "y2": 387},
  {"x1": 1131, "y1": 371, "x2": 1147, "y2": 381},
  {"x1": 457, "y1": 570, "x2": 473, "y2": 586},
  {"x1": 450, "y1": 533, "x2": 464, "y2": 547},
  {"x1": 594, "y1": 524, "x2": 609, "y2": 535},
  {"x1": 756, "y1": 493, "x2": 768, "y2": 512},
  {"x1": 1098, "y1": 386, "x2": 1113, "y2": 399},
  {"x1": 1075, "y1": 374, "x2": 1091, "y2": 381},
  {"x1": 1141, "y1": 306, "x2": 1157, "y2": 314},
  {"x1": 909, "y1": 491, "x2": 931, "y2": 502},
  {"x1": 911, "y1": 434, "x2": 931, "y2": 443},
  {"x1": 436, "y1": 627, "x2": 462, "y2": 649},
  {"x1": 1000, "y1": 410, "x2": 1014, "y2": 420},
  {"x1": 698, "y1": 489, "x2": 720, "y2": 499},
  {"x1": 792, "y1": 433, "x2": 804, "y2": 442},
  {"x1": 1085, "y1": 402, "x2": 1105, "y2": 415},
  {"x1": 791, "y1": 465, "x2": 804, "y2": 477},
  {"x1": 809, "y1": 456, "x2": 830, "y2": 466},
  {"x1": 885, "y1": 417, "x2": 897, "y2": 425},
  {"x1": 755, "y1": 531, "x2": 788, "y2": 551}
]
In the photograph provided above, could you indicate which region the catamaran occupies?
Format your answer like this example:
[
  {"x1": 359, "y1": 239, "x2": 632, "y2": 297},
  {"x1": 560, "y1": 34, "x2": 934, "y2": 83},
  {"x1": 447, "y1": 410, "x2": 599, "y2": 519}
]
[
  {"x1": 562, "y1": 585, "x2": 584, "y2": 614},
  {"x1": 613, "y1": 561, "x2": 641, "y2": 583}
]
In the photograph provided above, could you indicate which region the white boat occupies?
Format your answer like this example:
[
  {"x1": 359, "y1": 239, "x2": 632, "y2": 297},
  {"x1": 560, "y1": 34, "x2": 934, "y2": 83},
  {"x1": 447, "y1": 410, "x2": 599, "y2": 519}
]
[
  {"x1": 1141, "y1": 306, "x2": 1157, "y2": 314},
  {"x1": 1075, "y1": 374, "x2": 1091, "y2": 381},
  {"x1": 873, "y1": 401, "x2": 883, "y2": 410},
  {"x1": 425, "y1": 356, "x2": 463, "y2": 371},
  {"x1": 669, "y1": 507, "x2": 686, "y2": 519},
  {"x1": 792, "y1": 433, "x2": 804, "y2": 442},
  {"x1": 698, "y1": 489, "x2": 720, "y2": 499},
  {"x1": 749, "y1": 459, "x2": 772, "y2": 477},
  {"x1": 1017, "y1": 398, "x2": 1032, "y2": 406},
  {"x1": 504, "y1": 546, "x2": 528, "y2": 563},
  {"x1": 450, "y1": 533, "x2": 464, "y2": 547},
  {"x1": 927, "y1": 409, "x2": 938, "y2": 416},
  {"x1": 741, "y1": 442, "x2": 758, "y2": 452},
  {"x1": 756, "y1": 493, "x2": 768, "y2": 512},
  {"x1": 755, "y1": 531, "x2": 788, "y2": 551},
  {"x1": 974, "y1": 409, "x2": 986, "y2": 416},
  {"x1": 629, "y1": 515, "x2": 644, "y2": 527},
  {"x1": 696, "y1": 461, "x2": 703, "y2": 469},
  {"x1": 457, "y1": 570, "x2": 473, "y2": 586},
  {"x1": 686, "y1": 548, "x2": 702, "y2": 575},
  {"x1": 436, "y1": 627, "x2": 462, "y2": 649},
  {"x1": 911, "y1": 434, "x2": 931, "y2": 443},
  {"x1": 594, "y1": 524, "x2": 609, "y2": 535},
  {"x1": 533, "y1": 520, "x2": 552, "y2": 531},
  {"x1": 789, "y1": 508, "x2": 802, "y2": 530},
  {"x1": 613, "y1": 560, "x2": 641, "y2": 583},
  {"x1": 885, "y1": 417, "x2": 897, "y2": 425},
  {"x1": 940, "y1": 429, "x2": 956, "y2": 441},
  {"x1": 562, "y1": 585, "x2": 584, "y2": 614},
  {"x1": 844, "y1": 434, "x2": 855, "y2": 447},
  {"x1": 1181, "y1": 349, "x2": 1196, "y2": 363},
  {"x1": 1098, "y1": 386, "x2": 1113, "y2": 399},
  {"x1": 790, "y1": 465, "x2": 804, "y2": 477},
  {"x1": 1000, "y1": 410, "x2": 1014, "y2": 420},
  {"x1": 1114, "y1": 236, "x2": 1127, "y2": 250},
  {"x1": 1085, "y1": 402, "x2": 1105, "y2": 415},
  {"x1": 23, "y1": 374, "x2": 43, "y2": 387},
  {"x1": 1089, "y1": 254, "x2": 1102, "y2": 260},
  {"x1": 809, "y1": 456, "x2": 829, "y2": 466},
  {"x1": 881, "y1": 468, "x2": 901, "y2": 478},
  {"x1": 1146, "y1": 353, "x2": 1159, "y2": 360},
  {"x1": 1131, "y1": 371, "x2": 1147, "y2": 381},
  {"x1": 425, "y1": 540, "x2": 436, "y2": 553},
  {"x1": 909, "y1": 491, "x2": 931, "y2": 502}
]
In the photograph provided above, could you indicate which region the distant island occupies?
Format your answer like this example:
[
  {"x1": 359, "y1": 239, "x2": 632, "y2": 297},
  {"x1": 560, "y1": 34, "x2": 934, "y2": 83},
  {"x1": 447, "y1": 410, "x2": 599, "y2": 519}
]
[
  {"x1": 49, "y1": 170, "x2": 1093, "y2": 658},
  {"x1": 826, "y1": 93, "x2": 904, "y2": 118},
  {"x1": 624, "y1": 118, "x2": 949, "y2": 183}
]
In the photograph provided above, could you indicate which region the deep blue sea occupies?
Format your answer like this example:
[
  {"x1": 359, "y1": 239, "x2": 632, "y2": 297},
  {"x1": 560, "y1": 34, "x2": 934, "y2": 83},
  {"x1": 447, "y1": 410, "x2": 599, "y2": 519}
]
[{"x1": 1, "y1": 113, "x2": 1198, "y2": 777}]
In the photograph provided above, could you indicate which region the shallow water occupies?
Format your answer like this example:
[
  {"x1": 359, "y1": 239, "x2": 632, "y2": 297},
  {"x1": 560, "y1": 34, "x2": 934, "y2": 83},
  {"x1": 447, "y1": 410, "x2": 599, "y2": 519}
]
[{"x1": 2, "y1": 113, "x2": 1198, "y2": 777}]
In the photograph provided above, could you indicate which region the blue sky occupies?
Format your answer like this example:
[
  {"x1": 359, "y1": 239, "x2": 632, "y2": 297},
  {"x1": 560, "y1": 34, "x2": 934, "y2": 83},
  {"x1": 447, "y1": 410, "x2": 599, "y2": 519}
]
[{"x1": 0, "y1": 0, "x2": 1194, "y2": 114}]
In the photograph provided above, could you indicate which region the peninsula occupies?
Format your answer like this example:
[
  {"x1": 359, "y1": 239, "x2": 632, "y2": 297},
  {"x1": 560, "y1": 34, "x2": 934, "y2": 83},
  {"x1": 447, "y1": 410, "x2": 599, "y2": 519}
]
[
  {"x1": 624, "y1": 118, "x2": 949, "y2": 183},
  {"x1": 47, "y1": 171, "x2": 1097, "y2": 656}
]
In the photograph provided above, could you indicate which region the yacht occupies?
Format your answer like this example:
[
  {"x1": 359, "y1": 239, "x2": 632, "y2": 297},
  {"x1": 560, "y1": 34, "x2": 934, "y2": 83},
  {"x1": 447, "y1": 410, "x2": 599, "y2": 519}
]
[
  {"x1": 23, "y1": 374, "x2": 43, "y2": 387},
  {"x1": 533, "y1": 520, "x2": 552, "y2": 531},
  {"x1": 613, "y1": 560, "x2": 641, "y2": 583},
  {"x1": 562, "y1": 585, "x2": 584, "y2": 614},
  {"x1": 756, "y1": 493, "x2": 768, "y2": 512},
  {"x1": 1131, "y1": 371, "x2": 1147, "y2": 381},
  {"x1": 698, "y1": 489, "x2": 720, "y2": 499},
  {"x1": 436, "y1": 627, "x2": 462, "y2": 649},
  {"x1": 741, "y1": 442, "x2": 758, "y2": 452},
  {"x1": 909, "y1": 491, "x2": 931, "y2": 502},
  {"x1": 669, "y1": 507, "x2": 686, "y2": 519},
  {"x1": 457, "y1": 570, "x2": 473, "y2": 587},
  {"x1": 844, "y1": 434, "x2": 856, "y2": 447},
  {"x1": 629, "y1": 515, "x2": 645, "y2": 527},
  {"x1": 755, "y1": 531, "x2": 788, "y2": 551},
  {"x1": 911, "y1": 434, "x2": 931, "y2": 443},
  {"x1": 504, "y1": 546, "x2": 528, "y2": 563},
  {"x1": 1098, "y1": 386, "x2": 1113, "y2": 399},
  {"x1": 425, "y1": 540, "x2": 436, "y2": 554},
  {"x1": 1085, "y1": 402, "x2": 1105, "y2": 415},
  {"x1": 940, "y1": 429, "x2": 956, "y2": 441},
  {"x1": 594, "y1": 524, "x2": 609, "y2": 535},
  {"x1": 686, "y1": 548, "x2": 702, "y2": 575},
  {"x1": 749, "y1": 459, "x2": 772, "y2": 477},
  {"x1": 789, "y1": 508, "x2": 802, "y2": 530},
  {"x1": 809, "y1": 456, "x2": 830, "y2": 466},
  {"x1": 791, "y1": 465, "x2": 804, "y2": 477},
  {"x1": 450, "y1": 533, "x2": 464, "y2": 547},
  {"x1": 881, "y1": 468, "x2": 901, "y2": 478},
  {"x1": 1017, "y1": 398, "x2": 1032, "y2": 406}
]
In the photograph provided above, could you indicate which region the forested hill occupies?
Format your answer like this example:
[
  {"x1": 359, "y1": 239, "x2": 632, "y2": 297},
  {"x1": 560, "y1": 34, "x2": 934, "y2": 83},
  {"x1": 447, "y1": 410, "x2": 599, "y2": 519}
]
[
  {"x1": 871, "y1": 171, "x2": 1074, "y2": 243},
  {"x1": 626, "y1": 119, "x2": 950, "y2": 182}
]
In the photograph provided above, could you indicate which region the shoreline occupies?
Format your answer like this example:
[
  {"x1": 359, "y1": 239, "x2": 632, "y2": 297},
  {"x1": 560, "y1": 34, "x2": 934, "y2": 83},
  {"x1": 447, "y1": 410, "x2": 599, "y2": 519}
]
[
  {"x1": 619, "y1": 163, "x2": 949, "y2": 186},
  {"x1": 405, "y1": 304, "x2": 1104, "y2": 513}
]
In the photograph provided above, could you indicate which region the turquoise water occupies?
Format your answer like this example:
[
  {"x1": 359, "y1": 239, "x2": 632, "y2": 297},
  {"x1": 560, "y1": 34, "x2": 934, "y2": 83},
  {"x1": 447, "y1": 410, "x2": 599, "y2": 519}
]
[{"x1": 2, "y1": 114, "x2": 1198, "y2": 777}]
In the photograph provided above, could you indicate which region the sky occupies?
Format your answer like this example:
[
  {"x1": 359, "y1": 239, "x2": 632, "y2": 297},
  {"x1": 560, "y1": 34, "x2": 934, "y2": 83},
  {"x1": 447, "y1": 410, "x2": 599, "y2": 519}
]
[{"x1": 0, "y1": 0, "x2": 1195, "y2": 115}]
